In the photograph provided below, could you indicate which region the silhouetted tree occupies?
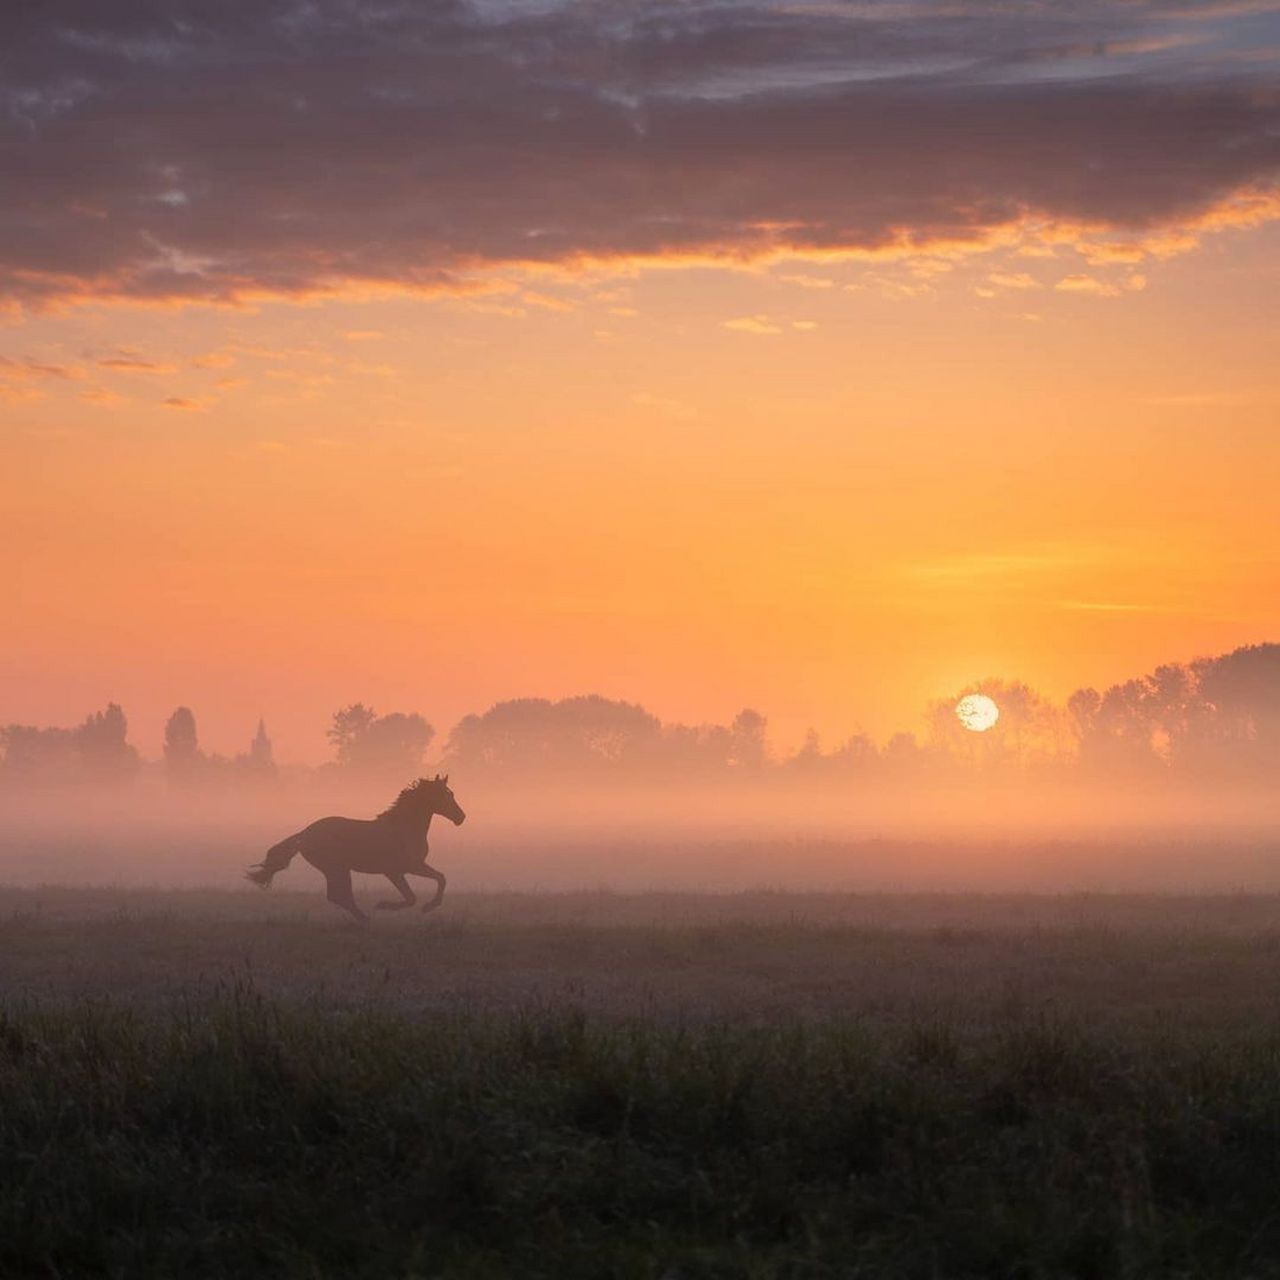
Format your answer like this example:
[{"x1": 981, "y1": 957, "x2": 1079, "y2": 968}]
[
  {"x1": 830, "y1": 733, "x2": 879, "y2": 771},
  {"x1": 928, "y1": 679, "x2": 1062, "y2": 770},
  {"x1": 328, "y1": 703, "x2": 378, "y2": 761},
  {"x1": 75, "y1": 703, "x2": 139, "y2": 781},
  {"x1": 728, "y1": 708, "x2": 768, "y2": 770},
  {"x1": 1191, "y1": 643, "x2": 1280, "y2": 774},
  {"x1": 163, "y1": 707, "x2": 202, "y2": 784},
  {"x1": 788, "y1": 728, "x2": 824, "y2": 773},
  {"x1": 883, "y1": 731, "x2": 927, "y2": 777},
  {"x1": 785, "y1": 729, "x2": 881, "y2": 779},
  {"x1": 445, "y1": 696, "x2": 661, "y2": 774},
  {"x1": 329, "y1": 704, "x2": 433, "y2": 778},
  {"x1": 0, "y1": 724, "x2": 78, "y2": 781}
]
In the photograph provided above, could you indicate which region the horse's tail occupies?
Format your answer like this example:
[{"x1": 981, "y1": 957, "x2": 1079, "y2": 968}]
[{"x1": 246, "y1": 831, "x2": 305, "y2": 888}]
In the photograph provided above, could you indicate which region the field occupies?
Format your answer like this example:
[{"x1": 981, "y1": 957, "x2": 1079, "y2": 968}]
[{"x1": 6, "y1": 885, "x2": 1280, "y2": 1277}]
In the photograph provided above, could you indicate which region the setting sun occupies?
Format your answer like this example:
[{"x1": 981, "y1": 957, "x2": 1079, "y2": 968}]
[{"x1": 956, "y1": 694, "x2": 1000, "y2": 733}]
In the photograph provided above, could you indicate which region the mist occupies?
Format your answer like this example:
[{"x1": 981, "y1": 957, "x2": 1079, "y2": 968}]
[{"x1": 4, "y1": 642, "x2": 1279, "y2": 894}]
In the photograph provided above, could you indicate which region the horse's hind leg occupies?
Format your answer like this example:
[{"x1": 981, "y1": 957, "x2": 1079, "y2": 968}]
[
  {"x1": 414, "y1": 863, "x2": 447, "y2": 914},
  {"x1": 375, "y1": 873, "x2": 416, "y2": 911},
  {"x1": 323, "y1": 869, "x2": 366, "y2": 922}
]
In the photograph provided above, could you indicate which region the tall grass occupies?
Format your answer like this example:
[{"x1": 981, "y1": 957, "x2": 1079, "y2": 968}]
[{"x1": 4, "y1": 986, "x2": 1280, "y2": 1277}]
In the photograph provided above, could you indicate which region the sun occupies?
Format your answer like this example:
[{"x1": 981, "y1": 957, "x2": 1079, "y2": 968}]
[{"x1": 956, "y1": 693, "x2": 999, "y2": 733}]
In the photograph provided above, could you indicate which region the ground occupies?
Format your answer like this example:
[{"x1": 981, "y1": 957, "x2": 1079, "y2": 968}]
[{"x1": 4, "y1": 886, "x2": 1280, "y2": 1277}]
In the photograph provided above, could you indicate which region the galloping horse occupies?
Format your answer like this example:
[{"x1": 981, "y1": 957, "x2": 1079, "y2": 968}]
[{"x1": 246, "y1": 775, "x2": 466, "y2": 920}]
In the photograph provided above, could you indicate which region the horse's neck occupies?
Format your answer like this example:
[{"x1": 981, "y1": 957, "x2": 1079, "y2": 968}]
[{"x1": 384, "y1": 808, "x2": 433, "y2": 838}]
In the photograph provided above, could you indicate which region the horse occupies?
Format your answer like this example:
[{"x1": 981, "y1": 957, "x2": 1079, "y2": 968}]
[{"x1": 245, "y1": 775, "x2": 466, "y2": 921}]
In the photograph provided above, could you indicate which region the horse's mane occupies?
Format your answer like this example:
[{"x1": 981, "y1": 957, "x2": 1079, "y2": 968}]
[{"x1": 376, "y1": 775, "x2": 444, "y2": 821}]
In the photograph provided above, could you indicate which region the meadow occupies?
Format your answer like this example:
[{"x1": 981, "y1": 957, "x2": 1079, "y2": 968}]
[{"x1": 6, "y1": 886, "x2": 1280, "y2": 1277}]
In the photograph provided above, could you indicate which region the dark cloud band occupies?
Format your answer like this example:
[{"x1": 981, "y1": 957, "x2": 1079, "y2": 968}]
[{"x1": 2, "y1": 0, "x2": 1277, "y2": 306}]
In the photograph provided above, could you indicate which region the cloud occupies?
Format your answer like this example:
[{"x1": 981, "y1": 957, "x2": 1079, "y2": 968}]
[
  {"x1": 724, "y1": 315, "x2": 785, "y2": 335},
  {"x1": 1055, "y1": 274, "x2": 1123, "y2": 297},
  {"x1": 0, "y1": 354, "x2": 81, "y2": 399},
  {"x1": 161, "y1": 395, "x2": 202, "y2": 410},
  {"x1": 1052, "y1": 600, "x2": 1171, "y2": 614},
  {"x1": 0, "y1": 355, "x2": 78, "y2": 380},
  {"x1": 1054, "y1": 272, "x2": 1148, "y2": 296},
  {"x1": 777, "y1": 273, "x2": 836, "y2": 289},
  {"x1": 79, "y1": 387, "x2": 122, "y2": 405},
  {"x1": 95, "y1": 350, "x2": 175, "y2": 373},
  {"x1": 904, "y1": 547, "x2": 1109, "y2": 586},
  {"x1": 987, "y1": 272, "x2": 1039, "y2": 290},
  {"x1": 0, "y1": 1, "x2": 1276, "y2": 309}
]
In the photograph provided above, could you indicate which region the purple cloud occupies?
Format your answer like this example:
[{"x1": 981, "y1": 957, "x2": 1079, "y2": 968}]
[{"x1": 1, "y1": 0, "x2": 1277, "y2": 307}]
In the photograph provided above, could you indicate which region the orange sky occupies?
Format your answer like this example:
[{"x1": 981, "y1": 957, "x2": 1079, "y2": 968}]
[{"x1": 2, "y1": 1, "x2": 1278, "y2": 761}]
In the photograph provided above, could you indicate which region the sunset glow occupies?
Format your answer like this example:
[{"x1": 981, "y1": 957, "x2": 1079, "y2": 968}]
[{"x1": 2, "y1": 0, "x2": 1278, "y2": 763}]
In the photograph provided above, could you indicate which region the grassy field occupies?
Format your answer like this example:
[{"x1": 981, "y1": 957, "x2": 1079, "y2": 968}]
[{"x1": 5, "y1": 887, "x2": 1280, "y2": 1276}]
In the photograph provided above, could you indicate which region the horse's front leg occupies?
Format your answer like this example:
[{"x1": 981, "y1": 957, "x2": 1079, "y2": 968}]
[
  {"x1": 375, "y1": 872, "x2": 416, "y2": 911},
  {"x1": 413, "y1": 863, "x2": 447, "y2": 913}
]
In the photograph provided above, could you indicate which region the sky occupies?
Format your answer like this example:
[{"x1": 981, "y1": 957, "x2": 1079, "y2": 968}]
[{"x1": 2, "y1": 0, "x2": 1279, "y2": 762}]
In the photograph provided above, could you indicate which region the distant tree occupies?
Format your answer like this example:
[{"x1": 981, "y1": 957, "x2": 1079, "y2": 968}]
[
  {"x1": 1190, "y1": 643, "x2": 1280, "y2": 774},
  {"x1": 163, "y1": 707, "x2": 202, "y2": 783},
  {"x1": 328, "y1": 703, "x2": 379, "y2": 763},
  {"x1": 445, "y1": 696, "x2": 661, "y2": 775},
  {"x1": 928, "y1": 679, "x2": 1062, "y2": 770},
  {"x1": 2, "y1": 703, "x2": 137, "y2": 784},
  {"x1": 830, "y1": 733, "x2": 879, "y2": 772},
  {"x1": 664, "y1": 721, "x2": 730, "y2": 771},
  {"x1": 785, "y1": 729, "x2": 880, "y2": 779},
  {"x1": 1069, "y1": 666, "x2": 1200, "y2": 775},
  {"x1": 329, "y1": 704, "x2": 433, "y2": 778},
  {"x1": 728, "y1": 708, "x2": 768, "y2": 770},
  {"x1": 883, "y1": 731, "x2": 926, "y2": 777},
  {"x1": 0, "y1": 724, "x2": 78, "y2": 781},
  {"x1": 75, "y1": 703, "x2": 139, "y2": 781},
  {"x1": 1066, "y1": 686, "x2": 1101, "y2": 746},
  {"x1": 788, "y1": 728, "x2": 824, "y2": 773}
]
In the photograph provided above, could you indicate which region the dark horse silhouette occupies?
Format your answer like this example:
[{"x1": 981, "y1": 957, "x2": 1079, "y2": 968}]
[{"x1": 245, "y1": 775, "x2": 466, "y2": 920}]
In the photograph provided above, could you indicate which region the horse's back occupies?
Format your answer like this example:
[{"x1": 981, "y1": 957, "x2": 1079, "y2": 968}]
[
  {"x1": 298, "y1": 814, "x2": 415, "y2": 874},
  {"x1": 304, "y1": 815, "x2": 367, "y2": 836}
]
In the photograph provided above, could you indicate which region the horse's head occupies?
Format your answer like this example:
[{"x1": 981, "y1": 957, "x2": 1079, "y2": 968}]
[
  {"x1": 383, "y1": 775, "x2": 467, "y2": 826},
  {"x1": 426, "y1": 773, "x2": 466, "y2": 826}
]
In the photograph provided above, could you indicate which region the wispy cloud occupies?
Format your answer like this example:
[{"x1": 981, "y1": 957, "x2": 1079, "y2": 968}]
[
  {"x1": 724, "y1": 315, "x2": 785, "y2": 335},
  {"x1": 1055, "y1": 273, "x2": 1148, "y2": 297},
  {"x1": 987, "y1": 272, "x2": 1040, "y2": 290},
  {"x1": 905, "y1": 548, "x2": 1106, "y2": 586},
  {"x1": 96, "y1": 350, "x2": 176, "y2": 373},
  {"x1": 1052, "y1": 599, "x2": 1172, "y2": 613},
  {"x1": 724, "y1": 315, "x2": 817, "y2": 334},
  {"x1": 0, "y1": 354, "x2": 82, "y2": 399}
]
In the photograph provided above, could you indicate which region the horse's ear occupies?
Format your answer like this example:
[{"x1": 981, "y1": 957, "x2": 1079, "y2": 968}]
[
  {"x1": 433, "y1": 772, "x2": 442, "y2": 782},
  {"x1": 443, "y1": 773, "x2": 450, "y2": 784}
]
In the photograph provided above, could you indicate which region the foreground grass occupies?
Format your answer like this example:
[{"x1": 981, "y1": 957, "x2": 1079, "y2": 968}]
[{"x1": 4, "y1": 989, "x2": 1280, "y2": 1278}]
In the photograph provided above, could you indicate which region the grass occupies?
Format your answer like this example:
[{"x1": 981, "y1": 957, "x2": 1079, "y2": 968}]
[{"x1": 5, "y1": 889, "x2": 1280, "y2": 1276}]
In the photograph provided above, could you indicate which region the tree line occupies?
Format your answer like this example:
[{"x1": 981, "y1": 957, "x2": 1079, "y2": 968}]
[{"x1": 3, "y1": 643, "x2": 1278, "y2": 788}]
